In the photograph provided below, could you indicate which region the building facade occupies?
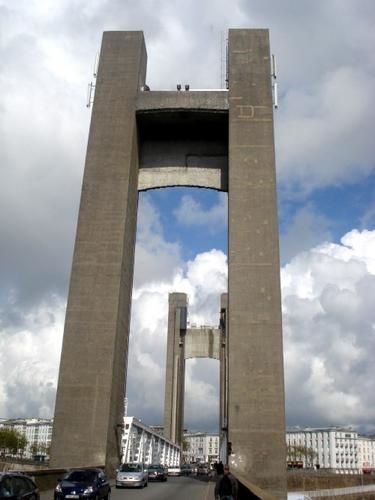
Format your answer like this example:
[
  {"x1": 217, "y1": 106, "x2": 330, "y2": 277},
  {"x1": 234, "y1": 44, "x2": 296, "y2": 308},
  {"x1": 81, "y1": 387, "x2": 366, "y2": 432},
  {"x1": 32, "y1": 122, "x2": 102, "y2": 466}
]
[
  {"x1": 0, "y1": 418, "x2": 53, "y2": 460},
  {"x1": 358, "y1": 436, "x2": 375, "y2": 474},
  {"x1": 183, "y1": 432, "x2": 219, "y2": 464},
  {"x1": 121, "y1": 417, "x2": 180, "y2": 467},
  {"x1": 287, "y1": 427, "x2": 375, "y2": 474}
]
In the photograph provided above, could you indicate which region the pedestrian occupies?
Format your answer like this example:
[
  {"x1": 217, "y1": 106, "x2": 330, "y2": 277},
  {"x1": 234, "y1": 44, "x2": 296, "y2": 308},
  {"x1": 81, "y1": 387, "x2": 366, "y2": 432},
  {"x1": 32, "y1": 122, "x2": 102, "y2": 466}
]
[
  {"x1": 214, "y1": 464, "x2": 238, "y2": 500},
  {"x1": 216, "y1": 460, "x2": 224, "y2": 475}
]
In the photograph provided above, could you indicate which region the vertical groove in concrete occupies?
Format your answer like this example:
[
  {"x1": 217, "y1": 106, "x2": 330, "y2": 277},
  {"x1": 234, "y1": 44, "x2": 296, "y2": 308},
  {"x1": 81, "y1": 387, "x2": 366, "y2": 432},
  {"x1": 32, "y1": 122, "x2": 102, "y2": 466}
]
[
  {"x1": 163, "y1": 293, "x2": 187, "y2": 445},
  {"x1": 227, "y1": 29, "x2": 287, "y2": 498},
  {"x1": 220, "y1": 294, "x2": 228, "y2": 435},
  {"x1": 50, "y1": 31, "x2": 147, "y2": 472}
]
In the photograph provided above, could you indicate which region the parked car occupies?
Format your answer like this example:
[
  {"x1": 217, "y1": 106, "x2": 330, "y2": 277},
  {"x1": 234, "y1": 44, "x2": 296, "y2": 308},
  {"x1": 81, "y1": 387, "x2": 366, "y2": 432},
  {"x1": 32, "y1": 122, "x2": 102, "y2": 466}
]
[
  {"x1": 147, "y1": 465, "x2": 167, "y2": 482},
  {"x1": 197, "y1": 463, "x2": 210, "y2": 475},
  {"x1": 190, "y1": 464, "x2": 198, "y2": 475},
  {"x1": 0, "y1": 472, "x2": 39, "y2": 500},
  {"x1": 54, "y1": 468, "x2": 110, "y2": 500},
  {"x1": 116, "y1": 463, "x2": 148, "y2": 489},
  {"x1": 181, "y1": 464, "x2": 192, "y2": 476},
  {"x1": 167, "y1": 466, "x2": 182, "y2": 476}
]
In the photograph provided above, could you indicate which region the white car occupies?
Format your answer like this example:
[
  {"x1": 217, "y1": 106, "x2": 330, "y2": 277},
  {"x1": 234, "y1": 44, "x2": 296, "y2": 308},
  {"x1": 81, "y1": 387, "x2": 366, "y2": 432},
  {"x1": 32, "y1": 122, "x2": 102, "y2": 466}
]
[
  {"x1": 116, "y1": 463, "x2": 148, "y2": 488},
  {"x1": 167, "y1": 466, "x2": 182, "y2": 476}
]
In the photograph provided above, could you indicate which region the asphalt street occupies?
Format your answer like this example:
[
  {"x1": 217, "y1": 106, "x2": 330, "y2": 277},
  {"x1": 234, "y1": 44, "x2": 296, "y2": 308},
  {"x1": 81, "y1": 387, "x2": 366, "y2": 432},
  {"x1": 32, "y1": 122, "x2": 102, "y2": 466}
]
[{"x1": 41, "y1": 476, "x2": 215, "y2": 500}]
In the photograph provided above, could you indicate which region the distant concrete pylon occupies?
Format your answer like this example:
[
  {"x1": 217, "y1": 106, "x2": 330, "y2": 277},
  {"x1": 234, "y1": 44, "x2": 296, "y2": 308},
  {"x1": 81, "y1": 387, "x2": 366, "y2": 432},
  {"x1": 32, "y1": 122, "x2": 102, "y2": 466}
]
[{"x1": 163, "y1": 293, "x2": 227, "y2": 448}]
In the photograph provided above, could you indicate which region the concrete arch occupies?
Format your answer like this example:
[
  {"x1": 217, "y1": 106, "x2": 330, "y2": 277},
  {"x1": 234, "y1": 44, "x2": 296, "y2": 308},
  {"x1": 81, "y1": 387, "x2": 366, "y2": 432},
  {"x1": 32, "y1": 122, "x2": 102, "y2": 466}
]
[
  {"x1": 138, "y1": 167, "x2": 225, "y2": 191},
  {"x1": 184, "y1": 327, "x2": 221, "y2": 360}
]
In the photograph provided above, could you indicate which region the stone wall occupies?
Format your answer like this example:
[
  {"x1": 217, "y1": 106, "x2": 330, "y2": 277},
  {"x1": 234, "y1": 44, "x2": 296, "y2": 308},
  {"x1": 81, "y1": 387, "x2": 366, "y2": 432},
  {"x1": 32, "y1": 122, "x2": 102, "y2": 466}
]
[{"x1": 287, "y1": 471, "x2": 375, "y2": 491}]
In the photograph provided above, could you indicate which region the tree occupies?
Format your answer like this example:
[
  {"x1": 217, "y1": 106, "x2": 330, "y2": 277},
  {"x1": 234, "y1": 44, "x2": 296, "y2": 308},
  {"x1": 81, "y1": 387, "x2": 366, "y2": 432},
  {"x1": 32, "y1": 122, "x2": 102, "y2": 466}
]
[
  {"x1": 0, "y1": 428, "x2": 28, "y2": 457},
  {"x1": 30, "y1": 442, "x2": 50, "y2": 457},
  {"x1": 287, "y1": 443, "x2": 318, "y2": 468},
  {"x1": 30, "y1": 442, "x2": 39, "y2": 456},
  {"x1": 305, "y1": 447, "x2": 318, "y2": 467},
  {"x1": 287, "y1": 443, "x2": 305, "y2": 462}
]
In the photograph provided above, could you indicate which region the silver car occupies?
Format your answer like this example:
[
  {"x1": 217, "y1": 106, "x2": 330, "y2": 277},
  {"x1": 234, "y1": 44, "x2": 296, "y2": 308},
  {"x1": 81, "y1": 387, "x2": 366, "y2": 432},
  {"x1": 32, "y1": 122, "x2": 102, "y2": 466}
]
[{"x1": 115, "y1": 463, "x2": 148, "y2": 489}]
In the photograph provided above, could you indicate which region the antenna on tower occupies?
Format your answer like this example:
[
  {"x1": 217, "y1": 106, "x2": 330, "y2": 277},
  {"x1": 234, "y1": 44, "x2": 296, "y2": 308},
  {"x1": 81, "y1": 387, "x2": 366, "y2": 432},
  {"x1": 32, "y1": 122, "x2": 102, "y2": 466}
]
[
  {"x1": 219, "y1": 31, "x2": 229, "y2": 89},
  {"x1": 220, "y1": 31, "x2": 224, "y2": 89},
  {"x1": 271, "y1": 54, "x2": 278, "y2": 109},
  {"x1": 272, "y1": 54, "x2": 277, "y2": 79},
  {"x1": 225, "y1": 37, "x2": 229, "y2": 89},
  {"x1": 93, "y1": 52, "x2": 99, "y2": 78},
  {"x1": 273, "y1": 81, "x2": 278, "y2": 109},
  {"x1": 86, "y1": 52, "x2": 99, "y2": 108},
  {"x1": 86, "y1": 82, "x2": 95, "y2": 108}
]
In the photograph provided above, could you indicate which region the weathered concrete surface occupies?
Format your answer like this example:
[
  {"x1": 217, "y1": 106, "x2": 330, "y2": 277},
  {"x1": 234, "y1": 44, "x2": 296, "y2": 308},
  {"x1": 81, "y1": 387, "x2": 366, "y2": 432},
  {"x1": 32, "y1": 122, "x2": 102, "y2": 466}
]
[
  {"x1": 184, "y1": 327, "x2": 220, "y2": 360},
  {"x1": 219, "y1": 294, "x2": 228, "y2": 439},
  {"x1": 227, "y1": 29, "x2": 286, "y2": 498},
  {"x1": 136, "y1": 90, "x2": 228, "y2": 111},
  {"x1": 50, "y1": 31, "x2": 146, "y2": 473},
  {"x1": 164, "y1": 295, "x2": 222, "y2": 446},
  {"x1": 138, "y1": 165, "x2": 224, "y2": 191},
  {"x1": 51, "y1": 28, "x2": 286, "y2": 497},
  {"x1": 287, "y1": 472, "x2": 375, "y2": 492},
  {"x1": 163, "y1": 293, "x2": 187, "y2": 446},
  {"x1": 137, "y1": 107, "x2": 228, "y2": 191}
]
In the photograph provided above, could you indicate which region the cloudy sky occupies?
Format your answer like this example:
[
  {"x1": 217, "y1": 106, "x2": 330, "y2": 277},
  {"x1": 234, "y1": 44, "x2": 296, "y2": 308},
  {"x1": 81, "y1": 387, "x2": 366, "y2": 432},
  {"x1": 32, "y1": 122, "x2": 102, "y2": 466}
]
[{"x1": 1, "y1": 0, "x2": 374, "y2": 436}]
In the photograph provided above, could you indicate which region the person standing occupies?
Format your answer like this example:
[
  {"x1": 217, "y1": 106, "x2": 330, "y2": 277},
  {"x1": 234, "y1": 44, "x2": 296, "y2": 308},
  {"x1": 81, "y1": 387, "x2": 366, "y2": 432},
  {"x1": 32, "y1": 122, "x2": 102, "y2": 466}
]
[
  {"x1": 216, "y1": 461, "x2": 224, "y2": 475},
  {"x1": 214, "y1": 464, "x2": 238, "y2": 500}
]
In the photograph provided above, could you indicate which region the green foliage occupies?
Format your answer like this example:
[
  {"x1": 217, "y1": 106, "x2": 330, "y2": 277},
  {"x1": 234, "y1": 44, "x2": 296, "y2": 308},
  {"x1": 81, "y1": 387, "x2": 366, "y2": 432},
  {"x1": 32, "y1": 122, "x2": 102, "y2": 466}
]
[
  {"x1": 287, "y1": 443, "x2": 318, "y2": 467},
  {"x1": 182, "y1": 439, "x2": 190, "y2": 451},
  {"x1": 30, "y1": 441, "x2": 49, "y2": 455},
  {"x1": 0, "y1": 428, "x2": 28, "y2": 455},
  {"x1": 30, "y1": 442, "x2": 39, "y2": 455}
]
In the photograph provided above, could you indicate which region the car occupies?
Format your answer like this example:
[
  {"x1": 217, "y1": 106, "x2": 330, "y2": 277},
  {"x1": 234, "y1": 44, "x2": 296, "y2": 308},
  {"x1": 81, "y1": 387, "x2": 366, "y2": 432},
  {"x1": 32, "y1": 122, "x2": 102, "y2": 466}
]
[
  {"x1": 181, "y1": 464, "x2": 192, "y2": 476},
  {"x1": 197, "y1": 464, "x2": 210, "y2": 475},
  {"x1": 54, "y1": 468, "x2": 110, "y2": 500},
  {"x1": 115, "y1": 463, "x2": 148, "y2": 489},
  {"x1": 167, "y1": 466, "x2": 182, "y2": 476},
  {"x1": 147, "y1": 465, "x2": 167, "y2": 482},
  {"x1": 0, "y1": 472, "x2": 40, "y2": 500},
  {"x1": 190, "y1": 464, "x2": 198, "y2": 475}
]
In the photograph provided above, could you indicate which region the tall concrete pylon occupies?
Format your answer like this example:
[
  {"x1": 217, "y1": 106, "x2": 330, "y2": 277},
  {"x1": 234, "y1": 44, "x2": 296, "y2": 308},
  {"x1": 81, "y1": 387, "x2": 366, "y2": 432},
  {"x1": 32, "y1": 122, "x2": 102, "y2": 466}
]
[
  {"x1": 227, "y1": 30, "x2": 286, "y2": 497},
  {"x1": 163, "y1": 293, "x2": 188, "y2": 445},
  {"x1": 163, "y1": 293, "x2": 223, "y2": 446},
  {"x1": 50, "y1": 29, "x2": 286, "y2": 497}
]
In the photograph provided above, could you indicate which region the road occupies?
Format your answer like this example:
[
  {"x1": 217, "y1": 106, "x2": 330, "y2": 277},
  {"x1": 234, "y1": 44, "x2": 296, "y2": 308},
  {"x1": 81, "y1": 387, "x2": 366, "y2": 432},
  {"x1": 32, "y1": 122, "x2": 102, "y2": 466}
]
[{"x1": 41, "y1": 476, "x2": 215, "y2": 500}]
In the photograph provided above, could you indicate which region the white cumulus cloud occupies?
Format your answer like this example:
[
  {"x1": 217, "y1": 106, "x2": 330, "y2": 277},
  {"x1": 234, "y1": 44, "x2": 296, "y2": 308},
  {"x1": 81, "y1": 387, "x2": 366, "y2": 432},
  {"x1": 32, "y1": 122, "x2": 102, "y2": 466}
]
[
  {"x1": 282, "y1": 229, "x2": 375, "y2": 433},
  {"x1": 173, "y1": 193, "x2": 228, "y2": 232}
]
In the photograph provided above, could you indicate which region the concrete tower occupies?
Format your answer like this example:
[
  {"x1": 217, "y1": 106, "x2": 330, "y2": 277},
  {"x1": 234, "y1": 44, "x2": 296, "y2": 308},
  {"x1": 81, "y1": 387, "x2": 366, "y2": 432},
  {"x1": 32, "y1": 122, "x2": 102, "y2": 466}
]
[{"x1": 50, "y1": 29, "x2": 286, "y2": 497}]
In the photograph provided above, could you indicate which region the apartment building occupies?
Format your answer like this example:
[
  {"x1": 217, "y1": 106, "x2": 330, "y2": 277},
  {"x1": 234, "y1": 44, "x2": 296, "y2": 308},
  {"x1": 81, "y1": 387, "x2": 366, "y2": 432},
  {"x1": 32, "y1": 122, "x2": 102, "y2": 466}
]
[
  {"x1": 0, "y1": 418, "x2": 53, "y2": 459},
  {"x1": 286, "y1": 427, "x2": 375, "y2": 474},
  {"x1": 358, "y1": 435, "x2": 375, "y2": 473},
  {"x1": 183, "y1": 432, "x2": 219, "y2": 464}
]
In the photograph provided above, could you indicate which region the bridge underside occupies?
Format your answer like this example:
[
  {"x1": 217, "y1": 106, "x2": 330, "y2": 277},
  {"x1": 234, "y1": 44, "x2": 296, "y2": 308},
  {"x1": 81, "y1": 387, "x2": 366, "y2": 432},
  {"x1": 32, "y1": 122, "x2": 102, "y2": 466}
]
[
  {"x1": 50, "y1": 29, "x2": 286, "y2": 498},
  {"x1": 137, "y1": 99, "x2": 228, "y2": 191}
]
